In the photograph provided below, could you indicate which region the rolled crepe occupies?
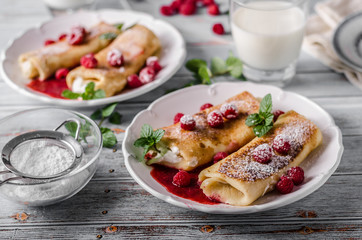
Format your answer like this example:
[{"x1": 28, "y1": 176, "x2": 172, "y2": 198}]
[
  {"x1": 148, "y1": 91, "x2": 260, "y2": 171},
  {"x1": 199, "y1": 110, "x2": 323, "y2": 206},
  {"x1": 66, "y1": 25, "x2": 161, "y2": 97},
  {"x1": 18, "y1": 22, "x2": 120, "y2": 80}
]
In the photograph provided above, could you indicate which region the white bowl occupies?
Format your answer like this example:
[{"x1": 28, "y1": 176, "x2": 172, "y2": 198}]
[
  {"x1": 0, "y1": 9, "x2": 186, "y2": 107},
  {"x1": 122, "y1": 82, "x2": 343, "y2": 214}
]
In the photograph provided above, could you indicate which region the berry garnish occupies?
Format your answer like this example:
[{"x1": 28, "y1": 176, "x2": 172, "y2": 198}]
[
  {"x1": 179, "y1": 3, "x2": 196, "y2": 15},
  {"x1": 213, "y1": 152, "x2": 228, "y2": 164},
  {"x1": 127, "y1": 74, "x2": 143, "y2": 88},
  {"x1": 44, "y1": 39, "x2": 55, "y2": 46},
  {"x1": 144, "y1": 152, "x2": 157, "y2": 161},
  {"x1": 200, "y1": 103, "x2": 213, "y2": 111},
  {"x1": 58, "y1": 33, "x2": 67, "y2": 41},
  {"x1": 180, "y1": 114, "x2": 196, "y2": 130},
  {"x1": 139, "y1": 67, "x2": 156, "y2": 84},
  {"x1": 273, "y1": 110, "x2": 285, "y2": 122},
  {"x1": 208, "y1": 4, "x2": 220, "y2": 15},
  {"x1": 252, "y1": 144, "x2": 272, "y2": 164},
  {"x1": 287, "y1": 167, "x2": 304, "y2": 185},
  {"x1": 207, "y1": 110, "x2": 224, "y2": 128},
  {"x1": 202, "y1": 0, "x2": 214, "y2": 6},
  {"x1": 146, "y1": 56, "x2": 162, "y2": 73},
  {"x1": 172, "y1": 170, "x2": 191, "y2": 187},
  {"x1": 220, "y1": 103, "x2": 238, "y2": 119},
  {"x1": 68, "y1": 26, "x2": 86, "y2": 45},
  {"x1": 55, "y1": 68, "x2": 69, "y2": 80},
  {"x1": 107, "y1": 49, "x2": 124, "y2": 67},
  {"x1": 212, "y1": 23, "x2": 225, "y2": 35},
  {"x1": 174, "y1": 113, "x2": 185, "y2": 124},
  {"x1": 170, "y1": 0, "x2": 181, "y2": 12},
  {"x1": 273, "y1": 134, "x2": 291, "y2": 154},
  {"x1": 80, "y1": 53, "x2": 98, "y2": 68},
  {"x1": 276, "y1": 175, "x2": 294, "y2": 194},
  {"x1": 160, "y1": 5, "x2": 174, "y2": 16}
]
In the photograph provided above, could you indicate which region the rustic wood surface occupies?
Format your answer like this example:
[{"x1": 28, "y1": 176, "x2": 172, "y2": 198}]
[{"x1": 1, "y1": 0, "x2": 362, "y2": 239}]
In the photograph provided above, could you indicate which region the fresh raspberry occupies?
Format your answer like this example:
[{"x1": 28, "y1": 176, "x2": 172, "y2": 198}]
[
  {"x1": 107, "y1": 49, "x2": 124, "y2": 67},
  {"x1": 287, "y1": 167, "x2": 304, "y2": 185},
  {"x1": 44, "y1": 39, "x2": 55, "y2": 46},
  {"x1": 208, "y1": 4, "x2": 220, "y2": 15},
  {"x1": 200, "y1": 103, "x2": 213, "y2": 111},
  {"x1": 276, "y1": 175, "x2": 294, "y2": 194},
  {"x1": 212, "y1": 23, "x2": 225, "y2": 35},
  {"x1": 160, "y1": 5, "x2": 174, "y2": 16},
  {"x1": 180, "y1": 114, "x2": 196, "y2": 130},
  {"x1": 127, "y1": 74, "x2": 143, "y2": 88},
  {"x1": 252, "y1": 144, "x2": 272, "y2": 164},
  {"x1": 273, "y1": 134, "x2": 291, "y2": 154},
  {"x1": 80, "y1": 53, "x2": 98, "y2": 68},
  {"x1": 144, "y1": 152, "x2": 156, "y2": 161},
  {"x1": 55, "y1": 68, "x2": 69, "y2": 80},
  {"x1": 68, "y1": 26, "x2": 86, "y2": 45},
  {"x1": 202, "y1": 0, "x2": 214, "y2": 5},
  {"x1": 273, "y1": 110, "x2": 285, "y2": 122},
  {"x1": 213, "y1": 152, "x2": 228, "y2": 164},
  {"x1": 179, "y1": 3, "x2": 196, "y2": 15},
  {"x1": 170, "y1": 0, "x2": 181, "y2": 12},
  {"x1": 207, "y1": 110, "x2": 224, "y2": 128},
  {"x1": 58, "y1": 33, "x2": 67, "y2": 41},
  {"x1": 139, "y1": 67, "x2": 156, "y2": 84},
  {"x1": 174, "y1": 113, "x2": 184, "y2": 124},
  {"x1": 146, "y1": 56, "x2": 162, "y2": 73},
  {"x1": 172, "y1": 170, "x2": 191, "y2": 187},
  {"x1": 220, "y1": 103, "x2": 238, "y2": 119}
]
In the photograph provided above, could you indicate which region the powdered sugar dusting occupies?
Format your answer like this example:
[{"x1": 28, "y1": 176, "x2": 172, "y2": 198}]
[
  {"x1": 180, "y1": 115, "x2": 195, "y2": 125},
  {"x1": 218, "y1": 118, "x2": 315, "y2": 181}
]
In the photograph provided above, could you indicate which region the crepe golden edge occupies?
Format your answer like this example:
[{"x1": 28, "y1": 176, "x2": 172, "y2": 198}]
[
  {"x1": 66, "y1": 24, "x2": 161, "y2": 97},
  {"x1": 18, "y1": 22, "x2": 120, "y2": 81},
  {"x1": 145, "y1": 91, "x2": 260, "y2": 171},
  {"x1": 198, "y1": 110, "x2": 323, "y2": 206}
]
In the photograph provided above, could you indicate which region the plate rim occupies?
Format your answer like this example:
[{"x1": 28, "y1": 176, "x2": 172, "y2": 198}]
[
  {"x1": 0, "y1": 9, "x2": 186, "y2": 107},
  {"x1": 122, "y1": 81, "x2": 344, "y2": 214}
]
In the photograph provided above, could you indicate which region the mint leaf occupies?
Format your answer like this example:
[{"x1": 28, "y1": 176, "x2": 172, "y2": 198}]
[
  {"x1": 94, "y1": 89, "x2": 106, "y2": 99},
  {"x1": 114, "y1": 23, "x2": 124, "y2": 31},
  {"x1": 198, "y1": 66, "x2": 212, "y2": 84},
  {"x1": 109, "y1": 112, "x2": 122, "y2": 124},
  {"x1": 226, "y1": 56, "x2": 243, "y2": 78},
  {"x1": 152, "y1": 129, "x2": 165, "y2": 142},
  {"x1": 211, "y1": 57, "x2": 228, "y2": 75},
  {"x1": 99, "y1": 32, "x2": 118, "y2": 40},
  {"x1": 65, "y1": 121, "x2": 78, "y2": 138},
  {"x1": 245, "y1": 113, "x2": 263, "y2": 126},
  {"x1": 185, "y1": 59, "x2": 207, "y2": 73},
  {"x1": 134, "y1": 137, "x2": 150, "y2": 147},
  {"x1": 262, "y1": 112, "x2": 274, "y2": 126},
  {"x1": 140, "y1": 124, "x2": 153, "y2": 138},
  {"x1": 101, "y1": 127, "x2": 117, "y2": 148},
  {"x1": 62, "y1": 90, "x2": 80, "y2": 99},
  {"x1": 102, "y1": 103, "x2": 118, "y2": 118},
  {"x1": 260, "y1": 94, "x2": 272, "y2": 113},
  {"x1": 90, "y1": 109, "x2": 102, "y2": 120},
  {"x1": 253, "y1": 125, "x2": 273, "y2": 138}
]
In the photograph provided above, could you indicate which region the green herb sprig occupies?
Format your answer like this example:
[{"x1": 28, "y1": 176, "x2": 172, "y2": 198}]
[
  {"x1": 133, "y1": 124, "x2": 165, "y2": 157},
  {"x1": 99, "y1": 32, "x2": 118, "y2": 40},
  {"x1": 245, "y1": 94, "x2": 274, "y2": 137},
  {"x1": 62, "y1": 82, "x2": 106, "y2": 100},
  {"x1": 65, "y1": 103, "x2": 121, "y2": 148}
]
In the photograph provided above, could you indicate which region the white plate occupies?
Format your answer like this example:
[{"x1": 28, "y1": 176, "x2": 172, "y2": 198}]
[
  {"x1": 122, "y1": 82, "x2": 343, "y2": 214},
  {"x1": 0, "y1": 9, "x2": 186, "y2": 107}
]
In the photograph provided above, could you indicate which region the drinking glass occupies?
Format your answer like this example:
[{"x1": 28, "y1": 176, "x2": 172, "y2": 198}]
[
  {"x1": 42, "y1": 0, "x2": 96, "y2": 16},
  {"x1": 230, "y1": 0, "x2": 309, "y2": 86}
]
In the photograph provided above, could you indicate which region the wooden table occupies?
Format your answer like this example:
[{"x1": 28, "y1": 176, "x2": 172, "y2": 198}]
[{"x1": 0, "y1": 0, "x2": 361, "y2": 239}]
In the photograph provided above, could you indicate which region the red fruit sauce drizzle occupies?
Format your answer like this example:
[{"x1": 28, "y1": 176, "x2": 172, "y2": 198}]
[
  {"x1": 150, "y1": 163, "x2": 220, "y2": 205},
  {"x1": 26, "y1": 78, "x2": 69, "y2": 99}
]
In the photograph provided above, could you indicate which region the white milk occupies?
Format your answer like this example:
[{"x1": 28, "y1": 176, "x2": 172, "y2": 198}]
[{"x1": 231, "y1": 1, "x2": 306, "y2": 70}]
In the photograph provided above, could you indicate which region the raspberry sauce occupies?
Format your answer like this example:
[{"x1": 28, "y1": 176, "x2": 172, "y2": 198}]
[
  {"x1": 150, "y1": 164, "x2": 220, "y2": 205},
  {"x1": 26, "y1": 78, "x2": 69, "y2": 99}
]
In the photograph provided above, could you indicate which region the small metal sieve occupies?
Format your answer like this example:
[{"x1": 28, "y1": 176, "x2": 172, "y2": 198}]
[{"x1": 0, "y1": 119, "x2": 83, "y2": 185}]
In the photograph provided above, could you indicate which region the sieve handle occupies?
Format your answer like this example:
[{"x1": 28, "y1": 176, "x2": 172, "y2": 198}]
[
  {"x1": 0, "y1": 170, "x2": 23, "y2": 186},
  {"x1": 54, "y1": 119, "x2": 81, "y2": 140}
]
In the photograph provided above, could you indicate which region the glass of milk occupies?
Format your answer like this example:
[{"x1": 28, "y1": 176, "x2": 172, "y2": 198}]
[
  {"x1": 42, "y1": 0, "x2": 96, "y2": 16},
  {"x1": 230, "y1": 0, "x2": 309, "y2": 86}
]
